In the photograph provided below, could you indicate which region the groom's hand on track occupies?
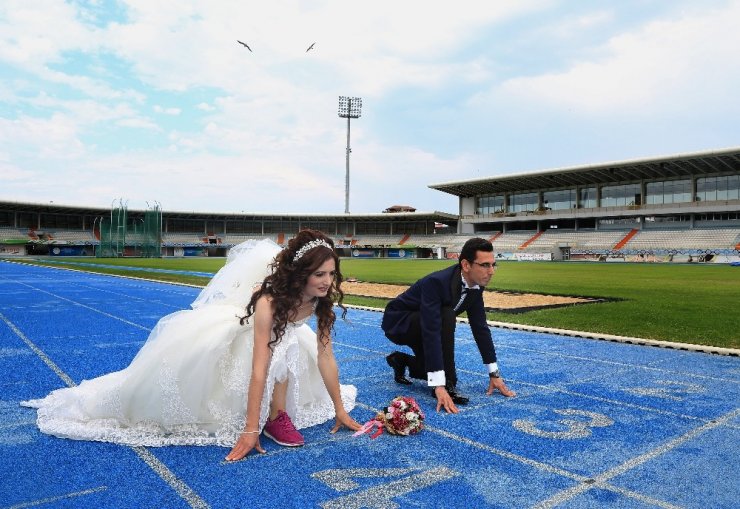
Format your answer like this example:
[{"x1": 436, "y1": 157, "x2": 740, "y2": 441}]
[
  {"x1": 486, "y1": 377, "x2": 516, "y2": 397},
  {"x1": 434, "y1": 386, "x2": 459, "y2": 414}
]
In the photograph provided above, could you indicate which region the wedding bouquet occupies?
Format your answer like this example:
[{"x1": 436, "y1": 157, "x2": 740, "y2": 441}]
[{"x1": 353, "y1": 396, "x2": 425, "y2": 439}]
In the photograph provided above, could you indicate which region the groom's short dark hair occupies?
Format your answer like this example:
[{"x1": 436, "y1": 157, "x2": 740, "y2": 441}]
[{"x1": 459, "y1": 237, "x2": 493, "y2": 265}]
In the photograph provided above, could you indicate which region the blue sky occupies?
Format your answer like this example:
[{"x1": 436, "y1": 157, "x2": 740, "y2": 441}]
[{"x1": 1, "y1": 0, "x2": 739, "y2": 214}]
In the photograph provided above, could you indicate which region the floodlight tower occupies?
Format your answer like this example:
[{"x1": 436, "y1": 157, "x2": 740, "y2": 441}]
[{"x1": 338, "y1": 96, "x2": 362, "y2": 214}]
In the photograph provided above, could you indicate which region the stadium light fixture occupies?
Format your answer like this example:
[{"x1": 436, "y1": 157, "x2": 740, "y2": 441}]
[{"x1": 338, "y1": 96, "x2": 362, "y2": 214}]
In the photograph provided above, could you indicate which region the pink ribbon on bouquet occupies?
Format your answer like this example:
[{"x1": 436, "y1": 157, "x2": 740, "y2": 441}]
[{"x1": 353, "y1": 418, "x2": 385, "y2": 439}]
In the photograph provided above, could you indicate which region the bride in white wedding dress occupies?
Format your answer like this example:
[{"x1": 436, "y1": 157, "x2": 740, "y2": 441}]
[{"x1": 22, "y1": 230, "x2": 360, "y2": 461}]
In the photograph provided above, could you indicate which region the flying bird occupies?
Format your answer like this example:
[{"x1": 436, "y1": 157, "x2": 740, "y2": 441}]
[
  {"x1": 306, "y1": 42, "x2": 315, "y2": 52},
  {"x1": 237, "y1": 40, "x2": 252, "y2": 52}
]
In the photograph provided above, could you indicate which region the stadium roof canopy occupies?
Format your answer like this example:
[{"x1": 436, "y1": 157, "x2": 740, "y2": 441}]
[
  {"x1": 158, "y1": 210, "x2": 458, "y2": 222},
  {"x1": 428, "y1": 146, "x2": 740, "y2": 197},
  {"x1": 0, "y1": 200, "x2": 457, "y2": 222},
  {"x1": 0, "y1": 201, "x2": 111, "y2": 216}
]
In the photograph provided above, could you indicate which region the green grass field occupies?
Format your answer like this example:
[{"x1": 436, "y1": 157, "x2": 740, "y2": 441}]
[{"x1": 7, "y1": 257, "x2": 739, "y2": 349}]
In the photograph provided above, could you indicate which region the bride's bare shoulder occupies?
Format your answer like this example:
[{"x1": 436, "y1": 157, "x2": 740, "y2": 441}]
[
  {"x1": 253, "y1": 293, "x2": 277, "y2": 314},
  {"x1": 254, "y1": 292, "x2": 272, "y2": 304}
]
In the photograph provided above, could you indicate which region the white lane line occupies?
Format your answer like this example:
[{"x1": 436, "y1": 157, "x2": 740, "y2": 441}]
[
  {"x1": 343, "y1": 374, "x2": 389, "y2": 384},
  {"x1": 1, "y1": 260, "x2": 205, "y2": 293},
  {"x1": 219, "y1": 432, "x2": 354, "y2": 465},
  {"x1": 1, "y1": 311, "x2": 76, "y2": 388},
  {"x1": 3, "y1": 486, "x2": 108, "y2": 509},
  {"x1": 3, "y1": 311, "x2": 209, "y2": 509},
  {"x1": 514, "y1": 379, "x2": 712, "y2": 422},
  {"x1": 498, "y1": 344, "x2": 740, "y2": 384},
  {"x1": 132, "y1": 446, "x2": 209, "y2": 509},
  {"x1": 67, "y1": 282, "x2": 187, "y2": 310},
  {"x1": 332, "y1": 341, "x2": 383, "y2": 354},
  {"x1": 7, "y1": 264, "x2": 199, "y2": 299},
  {"x1": 7, "y1": 279, "x2": 151, "y2": 331},
  {"x1": 556, "y1": 366, "x2": 637, "y2": 387},
  {"x1": 0, "y1": 421, "x2": 36, "y2": 430},
  {"x1": 532, "y1": 407, "x2": 740, "y2": 509},
  {"x1": 457, "y1": 369, "x2": 715, "y2": 423}
]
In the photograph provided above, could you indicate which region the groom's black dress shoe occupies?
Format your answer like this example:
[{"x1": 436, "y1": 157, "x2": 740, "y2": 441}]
[
  {"x1": 431, "y1": 386, "x2": 470, "y2": 405},
  {"x1": 386, "y1": 352, "x2": 412, "y2": 385}
]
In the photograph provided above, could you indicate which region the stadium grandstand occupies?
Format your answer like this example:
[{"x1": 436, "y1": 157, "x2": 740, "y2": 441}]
[
  {"x1": 0, "y1": 201, "x2": 458, "y2": 260},
  {"x1": 430, "y1": 146, "x2": 740, "y2": 263},
  {"x1": 1, "y1": 147, "x2": 739, "y2": 263}
]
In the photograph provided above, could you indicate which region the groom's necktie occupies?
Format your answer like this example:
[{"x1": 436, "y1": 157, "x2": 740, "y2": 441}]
[{"x1": 453, "y1": 287, "x2": 468, "y2": 312}]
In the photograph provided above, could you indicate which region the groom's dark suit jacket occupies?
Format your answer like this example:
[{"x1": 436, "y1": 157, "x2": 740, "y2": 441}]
[{"x1": 381, "y1": 264, "x2": 497, "y2": 374}]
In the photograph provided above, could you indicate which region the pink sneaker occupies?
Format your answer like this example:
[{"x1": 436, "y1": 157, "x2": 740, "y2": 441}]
[{"x1": 263, "y1": 410, "x2": 305, "y2": 447}]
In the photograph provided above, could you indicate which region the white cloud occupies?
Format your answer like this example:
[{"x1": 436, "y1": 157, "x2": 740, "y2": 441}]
[
  {"x1": 153, "y1": 105, "x2": 182, "y2": 115},
  {"x1": 95, "y1": 1, "x2": 540, "y2": 95},
  {"x1": 348, "y1": 141, "x2": 472, "y2": 212},
  {"x1": 37, "y1": 66, "x2": 139, "y2": 101},
  {"x1": 540, "y1": 10, "x2": 614, "y2": 40},
  {"x1": 0, "y1": 114, "x2": 85, "y2": 159},
  {"x1": 26, "y1": 94, "x2": 145, "y2": 124},
  {"x1": 116, "y1": 117, "x2": 160, "y2": 130},
  {"x1": 0, "y1": 1, "x2": 94, "y2": 67},
  {"x1": 0, "y1": 156, "x2": 33, "y2": 182},
  {"x1": 498, "y1": 2, "x2": 740, "y2": 115}
]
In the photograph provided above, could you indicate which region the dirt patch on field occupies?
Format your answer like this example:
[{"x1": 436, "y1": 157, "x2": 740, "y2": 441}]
[{"x1": 342, "y1": 281, "x2": 603, "y2": 313}]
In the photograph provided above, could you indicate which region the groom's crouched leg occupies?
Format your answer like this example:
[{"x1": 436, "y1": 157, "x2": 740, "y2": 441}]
[
  {"x1": 445, "y1": 385, "x2": 470, "y2": 405},
  {"x1": 386, "y1": 351, "x2": 412, "y2": 385}
]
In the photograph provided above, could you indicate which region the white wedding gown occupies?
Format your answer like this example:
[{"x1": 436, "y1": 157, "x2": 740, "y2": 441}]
[{"x1": 21, "y1": 239, "x2": 357, "y2": 447}]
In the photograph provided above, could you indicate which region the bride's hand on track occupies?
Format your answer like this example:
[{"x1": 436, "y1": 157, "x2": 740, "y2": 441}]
[
  {"x1": 330, "y1": 409, "x2": 362, "y2": 433},
  {"x1": 225, "y1": 432, "x2": 265, "y2": 461}
]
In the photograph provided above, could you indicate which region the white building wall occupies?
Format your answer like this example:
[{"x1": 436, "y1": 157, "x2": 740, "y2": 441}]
[{"x1": 459, "y1": 197, "x2": 476, "y2": 234}]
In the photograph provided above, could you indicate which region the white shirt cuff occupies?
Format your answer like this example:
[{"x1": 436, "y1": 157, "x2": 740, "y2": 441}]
[
  {"x1": 487, "y1": 362, "x2": 499, "y2": 374},
  {"x1": 427, "y1": 370, "x2": 446, "y2": 387}
]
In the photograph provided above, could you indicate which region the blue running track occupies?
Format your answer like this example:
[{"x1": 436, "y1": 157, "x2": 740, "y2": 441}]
[{"x1": 1, "y1": 261, "x2": 738, "y2": 508}]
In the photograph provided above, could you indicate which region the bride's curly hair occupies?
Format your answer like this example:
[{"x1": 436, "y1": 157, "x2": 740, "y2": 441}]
[{"x1": 243, "y1": 229, "x2": 346, "y2": 350}]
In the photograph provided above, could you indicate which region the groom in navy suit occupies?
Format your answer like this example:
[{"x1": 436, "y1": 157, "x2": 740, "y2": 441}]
[{"x1": 382, "y1": 237, "x2": 515, "y2": 413}]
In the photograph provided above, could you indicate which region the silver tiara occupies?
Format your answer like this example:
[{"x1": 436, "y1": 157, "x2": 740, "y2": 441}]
[{"x1": 293, "y1": 239, "x2": 332, "y2": 262}]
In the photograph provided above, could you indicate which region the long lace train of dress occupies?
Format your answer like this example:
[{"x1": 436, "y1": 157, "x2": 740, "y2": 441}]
[{"x1": 20, "y1": 239, "x2": 357, "y2": 447}]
